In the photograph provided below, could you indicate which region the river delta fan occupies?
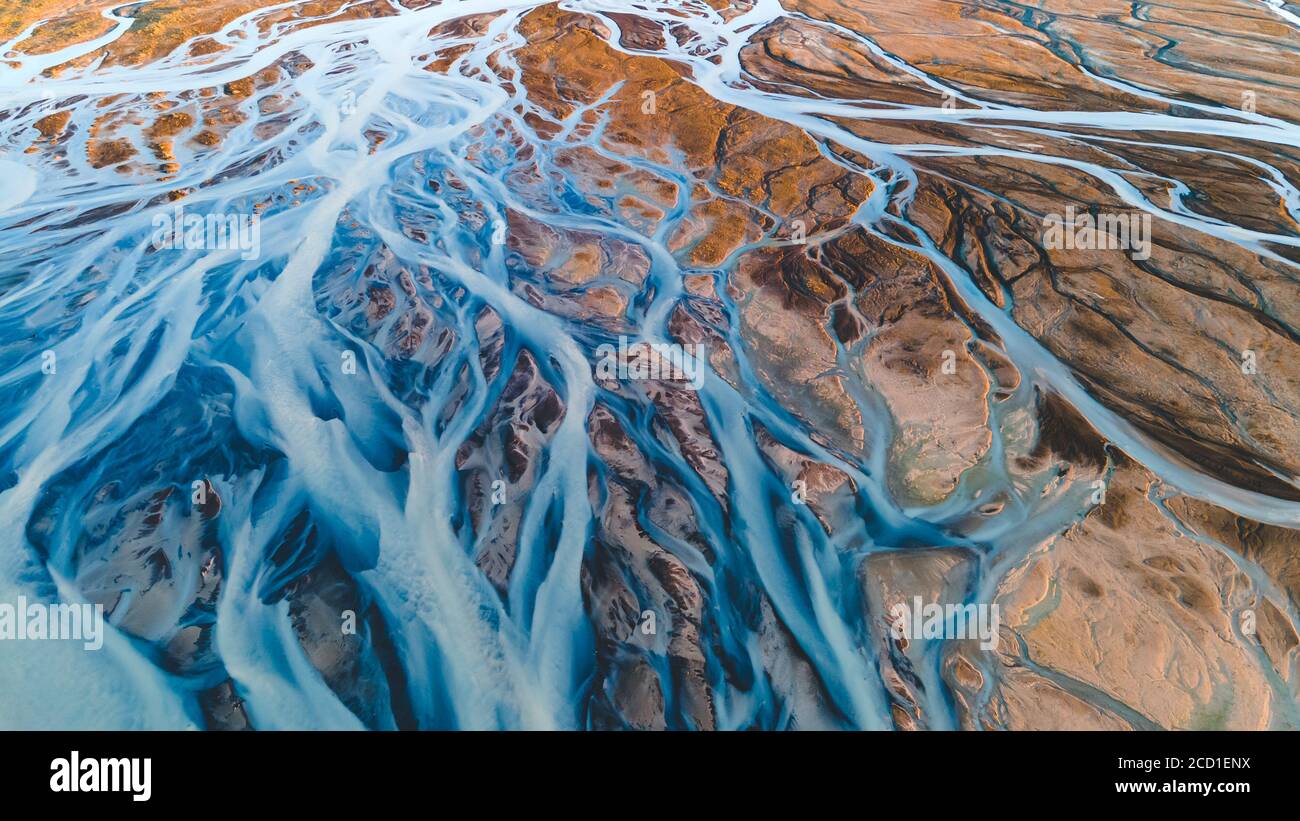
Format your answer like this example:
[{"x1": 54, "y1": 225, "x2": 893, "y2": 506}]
[{"x1": 0, "y1": 0, "x2": 1295, "y2": 735}]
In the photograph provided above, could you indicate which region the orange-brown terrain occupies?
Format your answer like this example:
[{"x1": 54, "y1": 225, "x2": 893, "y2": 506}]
[{"x1": 0, "y1": 0, "x2": 1296, "y2": 731}]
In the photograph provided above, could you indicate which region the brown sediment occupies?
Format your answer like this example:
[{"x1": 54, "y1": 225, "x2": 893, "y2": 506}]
[
  {"x1": 861, "y1": 546, "x2": 978, "y2": 729},
  {"x1": 4, "y1": 0, "x2": 399, "y2": 70},
  {"x1": 890, "y1": 154, "x2": 1300, "y2": 501},
  {"x1": 746, "y1": 0, "x2": 1300, "y2": 499},
  {"x1": 12, "y1": 0, "x2": 1300, "y2": 731},
  {"x1": 86, "y1": 136, "x2": 135, "y2": 168},
  {"x1": 32, "y1": 110, "x2": 71, "y2": 140},
  {"x1": 0, "y1": 0, "x2": 110, "y2": 46},
  {"x1": 788, "y1": 0, "x2": 1300, "y2": 120},
  {"x1": 986, "y1": 457, "x2": 1276, "y2": 729}
]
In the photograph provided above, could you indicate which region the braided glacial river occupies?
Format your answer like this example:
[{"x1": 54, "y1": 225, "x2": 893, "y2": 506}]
[{"x1": 0, "y1": 0, "x2": 1297, "y2": 729}]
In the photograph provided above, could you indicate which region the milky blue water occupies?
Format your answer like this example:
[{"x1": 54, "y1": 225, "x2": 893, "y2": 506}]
[{"x1": 0, "y1": 0, "x2": 1296, "y2": 729}]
